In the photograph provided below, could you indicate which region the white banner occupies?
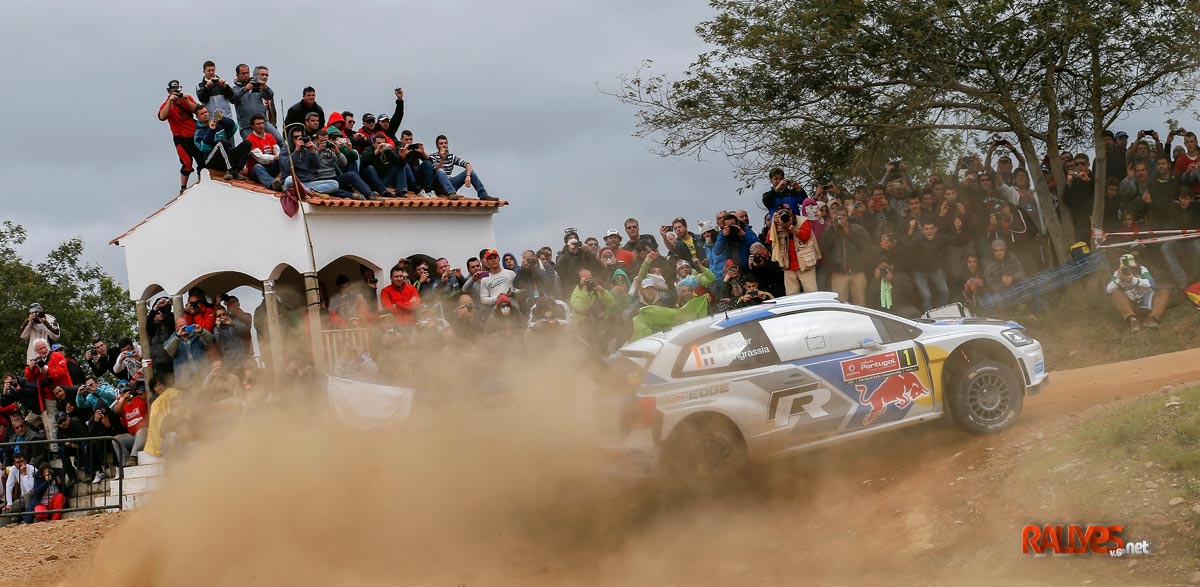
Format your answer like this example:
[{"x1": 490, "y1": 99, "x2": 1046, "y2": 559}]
[{"x1": 326, "y1": 376, "x2": 413, "y2": 429}]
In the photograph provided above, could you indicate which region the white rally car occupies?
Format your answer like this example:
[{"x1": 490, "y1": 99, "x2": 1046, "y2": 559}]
[{"x1": 603, "y1": 292, "x2": 1048, "y2": 483}]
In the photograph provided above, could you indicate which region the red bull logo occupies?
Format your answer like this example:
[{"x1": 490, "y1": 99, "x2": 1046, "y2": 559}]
[{"x1": 855, "y1": 372, "x2": 928, "y2": 425}]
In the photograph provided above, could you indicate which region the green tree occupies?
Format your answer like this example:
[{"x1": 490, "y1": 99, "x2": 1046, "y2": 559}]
[
  {"x1": 0, "y1": 220, "x2": 135, "y2": 372},
  {"x1": 613, "y1": 0, "x2": 1200, "y2": 264}
]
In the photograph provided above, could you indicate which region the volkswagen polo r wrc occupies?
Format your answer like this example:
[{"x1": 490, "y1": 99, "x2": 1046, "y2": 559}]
[{"x1": 602, "y1": 292, "x2": 1048, "y2": 485}]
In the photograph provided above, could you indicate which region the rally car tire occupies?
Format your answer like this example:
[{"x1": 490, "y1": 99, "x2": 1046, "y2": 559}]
[
  {"x1": 662, "y1": 414, "x2": 749, "y2": 491},
  {"x1": 948, "y1": 360, "x2": 1023, "y2": 434}
]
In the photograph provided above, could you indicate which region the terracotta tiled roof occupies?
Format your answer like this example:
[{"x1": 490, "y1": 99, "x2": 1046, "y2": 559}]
[
  {"x1": 302, "y1": 196, "x2": 507, "y2": 208},
  {"x1": 111, "y1": 173, "x2": 507, "y2": 245},
  {"x1": 210, "y1": 174, "x2": 508, "y2": 208}
]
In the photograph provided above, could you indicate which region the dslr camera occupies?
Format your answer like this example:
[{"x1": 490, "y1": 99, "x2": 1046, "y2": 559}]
[
  {"x1": 34, "y1": 357, "x2": 47, "y2": 369},
  {"x1": 778, "y1": 210, "x2": 793, "y2": 225},
  {"x1": 583, "y1": 278, "x2": 597, "y2": 289}
]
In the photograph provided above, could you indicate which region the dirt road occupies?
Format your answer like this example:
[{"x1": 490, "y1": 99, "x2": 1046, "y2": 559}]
[{"x1": 6, "y1": 347, "x2": 1200, "y2": 587}]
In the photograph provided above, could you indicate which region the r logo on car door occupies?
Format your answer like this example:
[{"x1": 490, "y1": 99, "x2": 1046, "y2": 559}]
[{"x1": 766, "y1": 381, "x2": 833, "y2": 428}]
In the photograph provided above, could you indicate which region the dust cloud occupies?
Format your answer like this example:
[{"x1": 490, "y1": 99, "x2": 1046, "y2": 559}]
[{"x1": 62, "y1": 348, "x2": 1070, "y2": 587}]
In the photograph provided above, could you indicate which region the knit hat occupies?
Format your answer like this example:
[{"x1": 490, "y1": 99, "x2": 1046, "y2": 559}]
[{"x1": 991, "y1": 239, "x2": 1008, "y2": 251}]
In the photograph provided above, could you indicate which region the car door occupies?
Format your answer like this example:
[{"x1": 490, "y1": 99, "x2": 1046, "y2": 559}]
[{"x1": 753, "y1": 308, "x2": 935, "y2": 454}]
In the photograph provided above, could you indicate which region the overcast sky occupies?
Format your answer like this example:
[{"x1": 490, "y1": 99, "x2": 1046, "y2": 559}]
[{"x1": 0, "y1": 0, "x2": 1183, "y2": 288}]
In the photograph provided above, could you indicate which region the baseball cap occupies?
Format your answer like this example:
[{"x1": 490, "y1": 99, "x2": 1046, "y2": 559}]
[
  {"x1": 55, "y1": 411, "x2": 69, "y2": 425},
  {"x1": 640, "y1": 278, "x2": 657, "y2": 289},
  {"x1": 362, "y1": 113, "x2": 376, "y2": 123},
  {"x1": 166, "y1": 80, "x2": 181, "y2": 91},
  {"x1": 1115, "y1": 130, "x2": 1129, "y2": 139},
  {"x1": 697, "y1": 220, "x2": 717, "y2": 234},
  {"x1": 28, "y1": 303, "x2": 42, "y2": 312},
  {"x1": 378, "y1": 113, "x2": 391, "y2": 122},
  {"x1": 50, "y1": 343, "x2": 63, "y2": 352},
  {"x1": 677, "y1": 259, "x2": 691, "y2": 269},
  {"x1": 483, "y1": 249, "x2": 500, "y2": 259},
  {"x1": 724, "y1": 260, "x2": 738, "y2": 269},
  {"x1": 496, "y1": 293, "x2": 512, "y2": 306},
  {"x1": 604, "y1": 229, "x2": 621, "y2": 239},
  {"x1": 327, "y1": 127, "x2": 343, "y2": 137}
]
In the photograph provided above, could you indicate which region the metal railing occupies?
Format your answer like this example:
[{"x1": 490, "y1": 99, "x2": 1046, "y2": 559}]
[
  {"x1": 322, "y1": 327, "x2": 375, "y2": 367},
  {"x1": 0, "y1": 436, "x2": 125, "y2": 520}
]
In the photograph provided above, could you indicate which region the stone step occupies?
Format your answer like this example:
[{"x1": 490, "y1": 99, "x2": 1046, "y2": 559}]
[
  {"x1": 108, "y1": 476, "x2": 158, "y2": 497},
  {"x1": 67, "y1": 480, "x2": 110, "y2": 498},
  {"x1": 99, "y1": 493, "x2": 147, "y2": 510},
  {"x1": 136, "y1": 451, "x2": 163, "y2": 465},
  {"x1": 121, "y1": 463, "x2": 164, "y2": 480}
]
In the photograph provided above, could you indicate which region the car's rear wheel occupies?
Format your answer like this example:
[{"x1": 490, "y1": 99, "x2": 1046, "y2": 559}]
[
  {"x1": 662, "y1": 414, "x2": 748, "y2": 492},
  {"x1": 948, "y1": 360, "x2": 1023, "y2": 434}
]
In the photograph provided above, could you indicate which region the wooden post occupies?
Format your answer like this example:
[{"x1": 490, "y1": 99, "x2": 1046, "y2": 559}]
[
  {"x1": 304, "y1": 272, "x2": 327, "y2": 375},
  {"x1": 135, "y1": 298, "x2": 154, "y2": 384},
  {"x1": 262, "y1": 280, "x2": 286, "y2": 387}
]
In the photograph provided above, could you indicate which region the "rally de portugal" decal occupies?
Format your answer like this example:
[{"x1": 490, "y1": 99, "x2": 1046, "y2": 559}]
[{"x1": 839, "y1": 347, "x2": 919, "y2": 384}]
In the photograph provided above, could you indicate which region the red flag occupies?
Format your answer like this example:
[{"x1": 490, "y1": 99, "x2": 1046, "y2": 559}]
[{"x1": 280, "y1": 188, "x2": 298, "y2": 217}]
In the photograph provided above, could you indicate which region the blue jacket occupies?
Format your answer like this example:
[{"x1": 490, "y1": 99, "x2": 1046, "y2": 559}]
[
  {"x1": 194, "y1": 117, "x2": 239, "y2": 155},
  {"x1": 708, "y1": 226, "x2": 760, "y2": 281},
  {"x1": 76, "y1": 382, "x2": 119, "y2": 412}
]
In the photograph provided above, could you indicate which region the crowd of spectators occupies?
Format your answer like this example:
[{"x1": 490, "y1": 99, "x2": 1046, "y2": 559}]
[
  {"x1": 159, "y1": 61, "x2": 496, "y2": 202},
  {"x1": 1, "y1": 303, "x2": 159, "y2": 525}
]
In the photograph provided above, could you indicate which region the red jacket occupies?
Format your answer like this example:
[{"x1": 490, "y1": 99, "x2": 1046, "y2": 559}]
[
  {"x1": 24, "y1": 351, "x2": 72, "y2": 406},
  {"x1": 185, "y1": 305, "x2": 216, "y2": 332},
  {"x1": 380, "y1": 283, "x2": 420, "y2": 324},
  {"x1": 120, "y1": 397, "x2": 149, "y2": 435}
]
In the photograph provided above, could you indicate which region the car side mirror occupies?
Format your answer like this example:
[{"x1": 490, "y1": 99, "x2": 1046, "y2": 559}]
[{"x1": 860, "y1": 338, "x2": 883, "y2": 351}]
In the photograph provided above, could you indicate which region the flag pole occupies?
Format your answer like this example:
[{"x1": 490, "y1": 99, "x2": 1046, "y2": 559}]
[{"x1": 282, "y1": 121, "x2": 328, "y2": 374}]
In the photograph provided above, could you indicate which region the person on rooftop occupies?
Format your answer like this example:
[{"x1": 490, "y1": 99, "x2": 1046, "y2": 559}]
[
  {"x1": 193, "y1": 105, "x2": 250, "y2": 181},
  {"x1": 195, "y1": 60, "x2": 234, "y2": 121},
  {"x1": 158, "y1": 80, "x2": 203, "y2": 193},
  {"x1": 285, "y1": 86, "x2": 325, "y2": 129},
  {"x1": 431, "y1": 135, "x2": 496, "y2": 201},
  {"x1": 231, "y1": 64, "x2": 283, "y2": 145}
]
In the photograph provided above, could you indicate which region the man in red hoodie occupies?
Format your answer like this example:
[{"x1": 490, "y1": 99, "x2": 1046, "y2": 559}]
[
  {"x1": 380, "y1": 265, "x2": 420, "y2": 325},
  {"x1": 23, "y1": 339, "x2": 72, "y2": 448}
]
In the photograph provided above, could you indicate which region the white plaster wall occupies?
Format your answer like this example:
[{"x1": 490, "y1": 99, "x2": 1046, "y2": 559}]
[{"x1": 117, "y1": 181, "x2": 500, "y2": 299}]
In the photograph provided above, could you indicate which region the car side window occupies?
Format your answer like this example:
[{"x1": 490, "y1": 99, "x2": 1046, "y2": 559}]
[
  {"x1": 761, "y1": 310, "x2": 884, "y2": 363},
  {"x1": 672, "y1": 321, "x2": 779, "y2": 378},
  {"x1": 876, "y1": 315, "x2": 921, "y2": 343}
]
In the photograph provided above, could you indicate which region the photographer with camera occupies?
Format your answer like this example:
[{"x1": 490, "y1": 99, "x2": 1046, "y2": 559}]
[
  {"x1": 211, "y1": 306, "x2": 251, "y2": 371},
  {"x1": 745, "y1": 242, "x2": 785, "y2": 298},
  {"x1": 196, "y1": 61, "x2": 235, "y2": 121},
  {"x1": 819, "y1": 211, "x2": 871, "y2": 305},
  {"x1": 398, "y1": 130, "x2": 455, "y2": 197},
  {"x1": 983, "y1": 135, "x2": 1026, "y2": 187},
  {"x1": 708, "y1": 213, "x2": 759, "y2": 282},
  {"x1": 193, "y1": 105, "x2": 250, "y2": 181},
  {"x1": 762, "y1": 168, "x2": 805, "y2": 219},
  {"x1": 957, "y1": 254, "x2": 987, "y2": 309},
  {"x1": 515, "y1": 250, "x2": 561, "y2": 304},
  {"x1": 158, "y1": 80, "x2": 203, "y2": 193},
  {"x1": 361, "y1": 133, "x2": 416, "y2": 197},
  {"x1": 866, "y1": 260, "x2": 920, "y2": 318},
  {"x1": 759, "y1": 207, "x2": 816, "y2": 295},
  {"x1": 19, "y1": 303, "x2": 59, "y2": 362},
  {"x1": 23, "y1": 340, "x2": 71, "y2": 450},
  {"x1": 112, "y1": 383, "x2": 149, "y2": 467},
  {"x1": 1107, "y1": 253, "x2": 1169, "y2": 331},
  {"x1": 232, "y1": 65, "x2": 283, "y2": 144},
  {"x1": 164, "y1": 317, "x2": 214, "y2": 388},
  {"x1": 570, "y1": 268, "x2": 617, "y2": 339},
  {"x1": 735, "y1": 275, "x2": 775, "y2": 308},
  {"x1": 556, "y1": 229, "x2": 604, "y2": 289}
]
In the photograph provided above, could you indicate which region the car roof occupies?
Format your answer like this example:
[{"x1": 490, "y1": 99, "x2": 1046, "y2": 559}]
[{"x1": 649, "y1": 293, "x2": 861, "y2": 345}]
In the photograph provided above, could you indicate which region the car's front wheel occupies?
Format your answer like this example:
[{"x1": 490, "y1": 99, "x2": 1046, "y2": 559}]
[
  {"x1": 662, "y1": 414, "x2": 749, "y2": 492},
  {"x1": 948, "y1": 360, "x2": 1023, "y2": 434}
]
